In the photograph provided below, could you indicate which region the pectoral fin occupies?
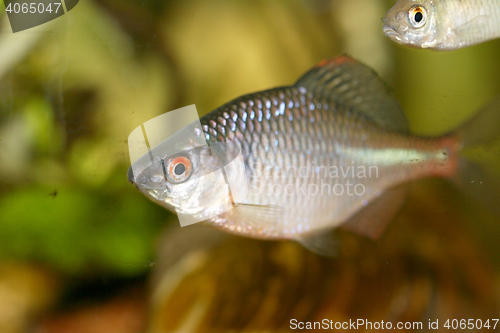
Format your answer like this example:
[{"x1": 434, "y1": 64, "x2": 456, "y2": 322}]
[
  {"x1": 454, "y1": 15, "x2": 489, "y2": 34},
  {"x1": 340, "y1": 184, "x2": 409, "y2": 239},
  {"x1": 451, "y1": 15, "x2": 490, "y2": 47},
  {"x1": 223, "y1": 203, "x2": 286, "y2": 232}
]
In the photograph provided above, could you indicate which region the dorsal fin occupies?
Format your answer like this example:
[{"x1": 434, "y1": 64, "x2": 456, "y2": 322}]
[{"x1": 295, "y1": 55, "x2": 409, "y2": 133}]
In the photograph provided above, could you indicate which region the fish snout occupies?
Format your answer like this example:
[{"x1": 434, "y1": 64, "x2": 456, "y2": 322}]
[
  {"x1": 382, "y1": 22, "x2": 403, "y2": 42},
  {"x1": 383, "y1": 24, "x2": 393, "y2": 33},
  {"x1": 382, "y1": 13, "x2": 395, "y2": 35},
  {"x1": 383, "y1": 25, "x2": 396, "y2": 39},
  {"x1": 383, "y1": 24, "x2": 396, "y2": 36},
  {"x1": 382, "y1": 9, "x2": 406, "y2": 41}
]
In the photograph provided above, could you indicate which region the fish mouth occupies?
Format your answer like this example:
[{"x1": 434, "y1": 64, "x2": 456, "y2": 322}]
[{"x1": 383, "y1": 25, "x2": 401, "y2": 42}]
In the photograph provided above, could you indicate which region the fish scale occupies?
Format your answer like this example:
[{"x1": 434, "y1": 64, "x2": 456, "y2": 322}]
[{"x1": 199, "y1": 86, "x2": 453, "y2": 238}]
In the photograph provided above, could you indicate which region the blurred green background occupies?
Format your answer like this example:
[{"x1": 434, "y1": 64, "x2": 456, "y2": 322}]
[{"x1": 1, "y1": 0, "x2": 500, "y2": 332}]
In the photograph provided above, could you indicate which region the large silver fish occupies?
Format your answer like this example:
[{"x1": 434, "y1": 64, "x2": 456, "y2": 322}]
[
  {"x1": 383, "y1": 0, "x2": 500, "y2": 50},
  {"x1": 128, "y1": 55, "x2": 499, "y2": 254}
]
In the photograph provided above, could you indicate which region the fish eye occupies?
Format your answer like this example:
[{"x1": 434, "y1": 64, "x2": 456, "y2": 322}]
[
  {"x1": 174, "y1": 163, "x2": 186, "y2": 175},
  {"x1": 166, "y1": 154, "x2": 192, "y2": 184},
  {"x1": 408, "y1": 5, "x2": 426, "y2": 28}
]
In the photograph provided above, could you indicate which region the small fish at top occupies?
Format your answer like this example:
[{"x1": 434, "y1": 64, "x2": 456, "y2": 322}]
[
  {"x1": 383, "y1": 0, "x2": 500, "y2": 50},
  {"x1": 128, "y1": 55, "x2": 500, "y2": 255}
]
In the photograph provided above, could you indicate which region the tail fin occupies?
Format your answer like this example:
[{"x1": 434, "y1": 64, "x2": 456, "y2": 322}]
[{"x1": 451, "y1": 98, "x2": 500, "y2": 215}]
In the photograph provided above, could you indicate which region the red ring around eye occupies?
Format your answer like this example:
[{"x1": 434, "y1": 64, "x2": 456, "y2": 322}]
[
  {"x1": 409, "y1": 5, "x2": 426, "y2": 27},
  {"x1": 168, "y1": 156, "x2": 192, "y2": 182}
]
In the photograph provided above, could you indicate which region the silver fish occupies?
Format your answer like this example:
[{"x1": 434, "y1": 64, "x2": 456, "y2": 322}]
[
  {"x1": 383, "y1": 0, "x2": 500, "y2": 50},
  {"x1": 128, "y1": 55, "x2": 499, "y2": 254}
]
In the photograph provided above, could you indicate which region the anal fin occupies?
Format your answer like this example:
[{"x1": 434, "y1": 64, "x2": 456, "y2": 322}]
[
  {"x1": 340, "y1": 184, "x2": 409, "y2": 239},
  {"x1": 294, "y1": 231, "x2": 338, "y2": 257}
]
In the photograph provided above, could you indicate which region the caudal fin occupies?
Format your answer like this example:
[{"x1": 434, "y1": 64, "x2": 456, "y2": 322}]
[{"x1": 451, "y1": 98, "x2": 500, "y2": 215}]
